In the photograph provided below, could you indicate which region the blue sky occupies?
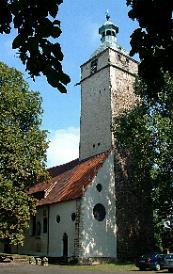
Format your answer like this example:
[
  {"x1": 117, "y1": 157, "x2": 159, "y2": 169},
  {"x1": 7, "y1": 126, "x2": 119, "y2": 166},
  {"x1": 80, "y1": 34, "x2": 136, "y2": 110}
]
[{"x1": 0, "y1": 0, "x2": 138, "y2": 167}]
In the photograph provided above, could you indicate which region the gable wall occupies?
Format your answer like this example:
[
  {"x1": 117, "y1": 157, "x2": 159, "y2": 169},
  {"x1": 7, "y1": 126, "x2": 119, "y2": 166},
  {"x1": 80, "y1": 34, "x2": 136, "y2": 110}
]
[{"x1": 79, "y1": 152, "x2": 116, "y2": 258}]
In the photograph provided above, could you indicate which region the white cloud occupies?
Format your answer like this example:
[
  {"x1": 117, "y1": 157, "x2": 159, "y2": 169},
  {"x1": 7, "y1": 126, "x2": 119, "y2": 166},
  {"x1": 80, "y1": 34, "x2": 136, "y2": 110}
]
[{"x1": 46, "y1": 127, "x2": 80, "y2": 168}]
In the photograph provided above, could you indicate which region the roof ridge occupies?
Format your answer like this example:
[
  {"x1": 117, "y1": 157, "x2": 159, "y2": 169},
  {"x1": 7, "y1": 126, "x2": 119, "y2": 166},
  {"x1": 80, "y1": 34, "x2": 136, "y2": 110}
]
[
  {"x1": 48, "y1": 158, "x2": 79, "y2": 171},
  {"x1": 48, "y1": 158, "x2": 79, "y2": 178},
  {"x1": 79, "y1": 149, "x2": 111, "y2": 163}
]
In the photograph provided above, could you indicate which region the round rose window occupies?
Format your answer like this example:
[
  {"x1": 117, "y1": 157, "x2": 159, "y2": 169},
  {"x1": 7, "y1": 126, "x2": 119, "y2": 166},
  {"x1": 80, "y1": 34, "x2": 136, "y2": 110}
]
[{"x1": 93, "y1": 203, "x2": 106, "y2": 221}]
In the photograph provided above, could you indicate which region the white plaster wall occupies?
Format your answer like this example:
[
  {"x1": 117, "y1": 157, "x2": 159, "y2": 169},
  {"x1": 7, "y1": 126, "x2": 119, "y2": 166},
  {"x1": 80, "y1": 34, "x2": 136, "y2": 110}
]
[
  {"x1": 48, "y1": 200, "x2": 77, "y2": 257},
  {"x1": 17, "y1": 201, "x2": 77, "y2": 257},
  {"x1": 80, "y1": 50, "x2": 112, "y2": 161},
  {"x1": 79, "y1": 152, "x2": 117, "y2": 258}
]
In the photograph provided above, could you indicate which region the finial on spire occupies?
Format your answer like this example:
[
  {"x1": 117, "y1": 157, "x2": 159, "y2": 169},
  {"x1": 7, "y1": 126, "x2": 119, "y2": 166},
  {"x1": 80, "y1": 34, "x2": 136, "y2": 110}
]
[{"x1": 105, "y1": 10, "x2": 110, "y2": 21}]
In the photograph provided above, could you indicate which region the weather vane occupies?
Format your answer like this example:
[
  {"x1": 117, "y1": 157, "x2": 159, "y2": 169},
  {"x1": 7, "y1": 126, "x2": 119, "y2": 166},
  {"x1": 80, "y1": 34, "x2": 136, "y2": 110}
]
[{"x1": 106, "y1": 10, "x2": 110, "y2": 21}]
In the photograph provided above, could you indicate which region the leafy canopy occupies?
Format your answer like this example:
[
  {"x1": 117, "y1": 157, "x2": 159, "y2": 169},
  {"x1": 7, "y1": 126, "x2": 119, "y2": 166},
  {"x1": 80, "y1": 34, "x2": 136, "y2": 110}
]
[
  {"x1": 0, "y1": 62, "x2": 48, "y2": 244},
  {"x1": 127, "y1": 0, "x2": 173, "y2": 97},
  {"x1": 0, "y1": 0, "x2": 70, "y2": 92},
  {"x1": 114, "y1": 74, "x2": 173, "y2": 250}
]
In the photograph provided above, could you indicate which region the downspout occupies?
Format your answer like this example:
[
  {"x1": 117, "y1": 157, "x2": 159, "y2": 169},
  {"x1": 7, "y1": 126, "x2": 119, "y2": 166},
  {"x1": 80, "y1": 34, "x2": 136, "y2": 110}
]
[{"x1": 47, "y1": 205, "x2": 50, "y2": 256}]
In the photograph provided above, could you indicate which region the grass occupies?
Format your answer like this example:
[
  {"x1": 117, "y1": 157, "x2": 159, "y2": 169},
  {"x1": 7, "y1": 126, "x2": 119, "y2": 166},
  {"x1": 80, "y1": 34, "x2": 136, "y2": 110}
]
[{"x1": 55, "y1": 262, "x2": 138, "y2": 272}]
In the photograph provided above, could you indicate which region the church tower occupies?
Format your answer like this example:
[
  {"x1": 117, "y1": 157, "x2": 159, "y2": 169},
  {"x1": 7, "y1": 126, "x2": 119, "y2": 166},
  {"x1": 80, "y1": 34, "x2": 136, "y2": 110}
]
[
  {"x1": 79, "y1": 13, "x2": 154, "y2": 259},
  {"x1": 79, "y1": 12, "x2": 138, "y2": 161}
]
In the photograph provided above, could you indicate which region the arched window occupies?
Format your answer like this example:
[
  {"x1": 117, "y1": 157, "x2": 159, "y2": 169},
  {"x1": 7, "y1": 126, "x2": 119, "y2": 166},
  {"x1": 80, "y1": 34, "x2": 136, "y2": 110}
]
[
  {"x1": 30, "y1": 216, "x2": 36, "y2": 236},
  {"x1": 36, "y1": 221, "x2": 41, "y2": 236},
  {"x1": 96, "y1": 183, "x2": 102, "y2": 192},
  {"x1": 63, "y1": 233, "x2": 68, "y2": 257},
  {"x1": 56, "y1": 215, "x2": 60, "y2": 223},
  {"x1": 71, "y1": 213, "x2": 76, "y2": 222},
  {"x1": 43, "y1": 217, "x2": 47, "y2": 233}
]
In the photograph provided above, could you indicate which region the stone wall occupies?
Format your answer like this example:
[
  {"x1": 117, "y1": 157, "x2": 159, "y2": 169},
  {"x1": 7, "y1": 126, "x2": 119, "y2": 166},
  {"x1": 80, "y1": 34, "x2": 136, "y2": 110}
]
[
  {"x1": 113, "y1": 147, "x2": 154, "y2": 259},
  {"x1": 79, "y1": 47, "x2": 138, "y2": 161},
  {"x1": 80, "y1": 50, "x2": 112, "y2": 161},
  {"x1": 108, "y1": 48, "x2": 154, "y2": 259},
  {"x1": 109, "y1": 48, "x2": 139, "y2": 151}
]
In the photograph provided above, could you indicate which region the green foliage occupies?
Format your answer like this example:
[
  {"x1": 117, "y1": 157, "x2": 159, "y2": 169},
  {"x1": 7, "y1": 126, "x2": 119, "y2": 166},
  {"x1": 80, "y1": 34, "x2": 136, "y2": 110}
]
[
  {"x1": 0, "y1": 62, "x2": 49, "y2": 245},
  {"x1": 0, "y1": 0, "x2": 70, "y2": 92},
  {"x1": 114, "y1": 74, "x2": 173, "y2": 250},
  {"x1": 127, "y1": 0, "x2": 173, "y2": 97}
]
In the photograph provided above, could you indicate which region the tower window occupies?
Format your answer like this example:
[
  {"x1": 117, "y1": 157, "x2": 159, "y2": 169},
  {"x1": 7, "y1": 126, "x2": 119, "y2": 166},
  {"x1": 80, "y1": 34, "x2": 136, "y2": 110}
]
[
  {"x1": 126, "y1": 58, "x2": 129, "y2": 63},
  {"x1": 106, "y1": 30, "x2": 111, "y2": 36},
  {"x1": 93, "y1": 144, "x2": 95, "y2": 148},
  {"x1": 91, "y1": 59, "x2": 98, "y2": 74},
  {"x1": 125, "y1": 58, "x2": 129, "y2": 69},
  {"x1": 118, "y1": 54, "x2": 121, "y2": 61}
]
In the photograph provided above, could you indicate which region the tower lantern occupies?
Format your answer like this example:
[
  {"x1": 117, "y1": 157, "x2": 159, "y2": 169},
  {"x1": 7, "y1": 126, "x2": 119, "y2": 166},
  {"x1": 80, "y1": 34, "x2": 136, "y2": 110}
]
[{"x1": 99, "y1": 11, "x2": 119, "y2": 47}]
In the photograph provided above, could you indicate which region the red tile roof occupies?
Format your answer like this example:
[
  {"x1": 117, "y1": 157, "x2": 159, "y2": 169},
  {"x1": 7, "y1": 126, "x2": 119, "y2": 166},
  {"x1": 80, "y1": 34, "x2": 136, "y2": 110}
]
[{"x1": 28, "y1": 151, "x2": 110, "y2": 206}]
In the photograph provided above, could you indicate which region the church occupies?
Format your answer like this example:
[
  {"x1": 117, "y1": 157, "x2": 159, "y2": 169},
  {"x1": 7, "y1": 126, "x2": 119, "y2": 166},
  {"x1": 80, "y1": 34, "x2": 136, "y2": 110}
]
[{"x1": 3, "y1": 14, "x2": 153, "y2": 261}]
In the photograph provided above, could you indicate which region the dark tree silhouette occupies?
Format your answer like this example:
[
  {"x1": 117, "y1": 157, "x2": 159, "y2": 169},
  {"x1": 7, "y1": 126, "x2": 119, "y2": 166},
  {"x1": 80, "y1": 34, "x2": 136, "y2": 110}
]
[
  {"x1": 127, "y1": 0, "x2": 173, "y2": 97},
  {"x1": 0, "y1": 0, "x2": 70, "y2": 92}
]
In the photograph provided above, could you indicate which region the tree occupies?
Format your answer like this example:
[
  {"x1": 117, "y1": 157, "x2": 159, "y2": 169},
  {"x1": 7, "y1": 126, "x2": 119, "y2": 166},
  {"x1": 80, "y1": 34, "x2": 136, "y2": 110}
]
[
  {"x1": 114, "y1": 74, "x2": 173, "y2": 251},
  {"x1": 126, "y1": 0, "x2": 173, "y2": 250},
  {"x1": 127, "y1": 0, "x2": 173, "y2": 97},
  {"x1": 0, "y1": 0, "x2": 70, "y2": 92},
  {"x1": 0, "y1": 62, "x2": 48, "y2": 245}
]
